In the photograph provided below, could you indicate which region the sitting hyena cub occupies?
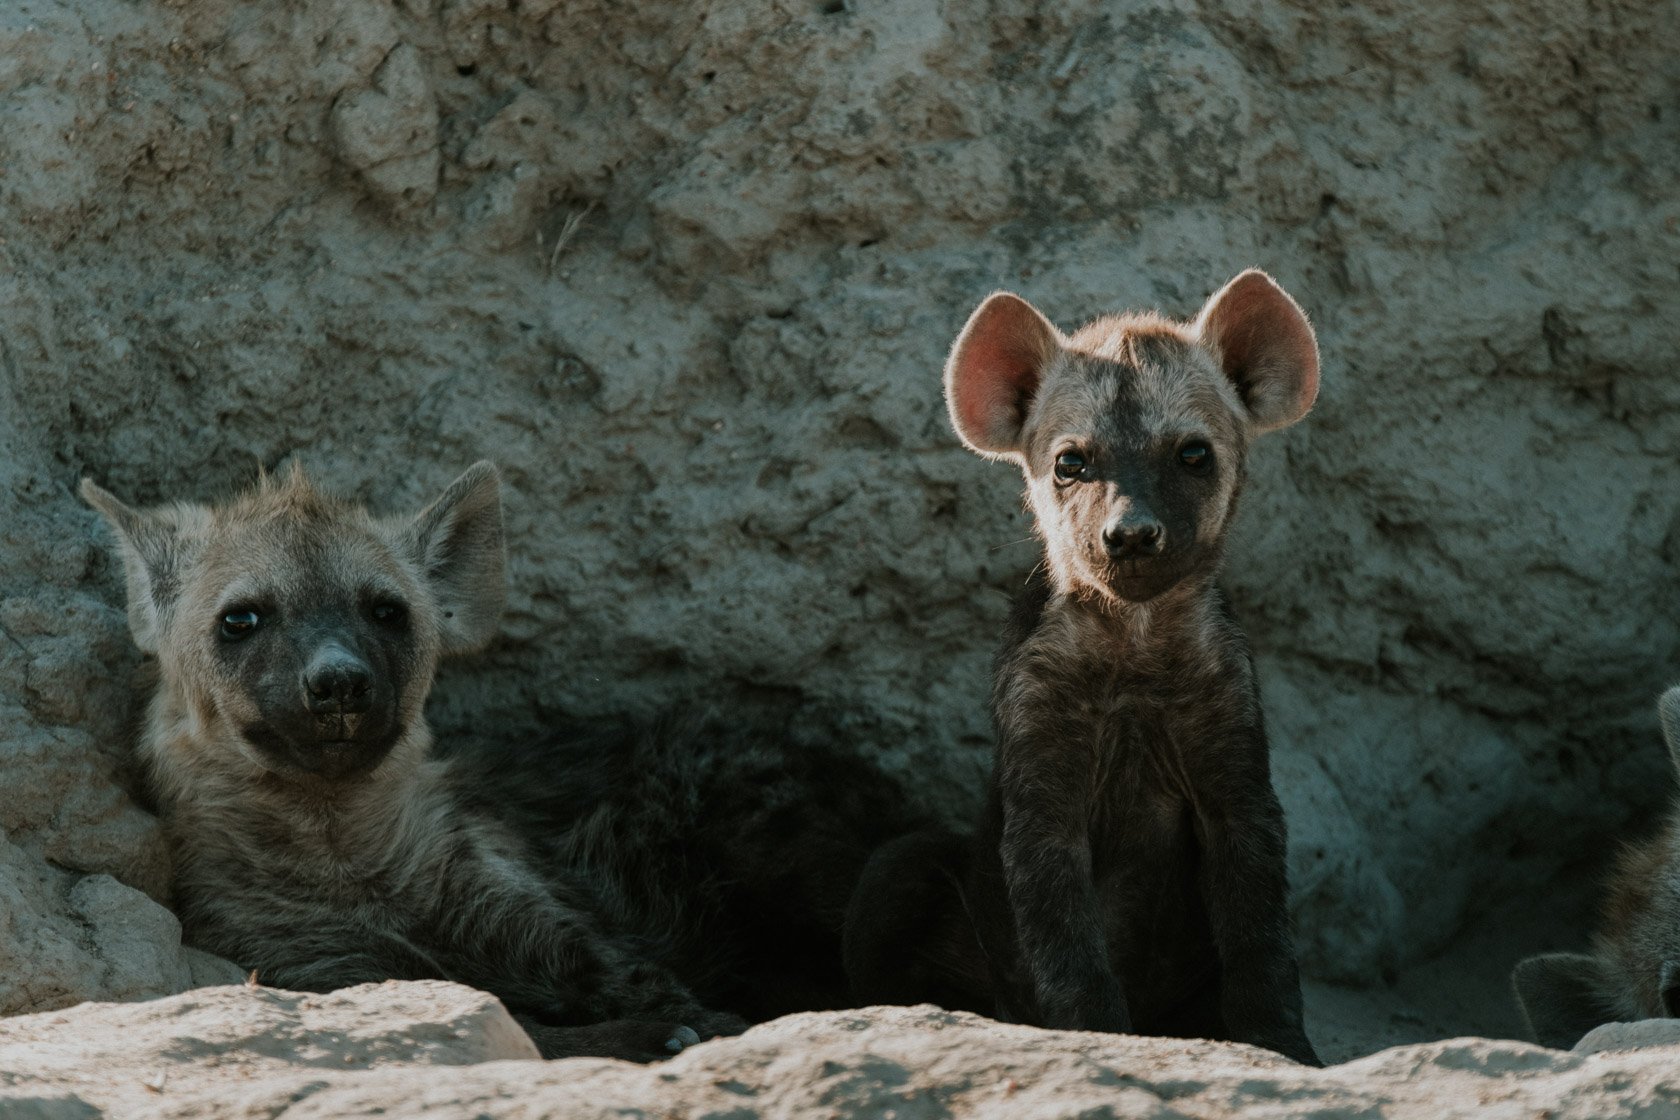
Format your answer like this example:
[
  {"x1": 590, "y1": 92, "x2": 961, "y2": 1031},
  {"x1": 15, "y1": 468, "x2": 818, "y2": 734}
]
[
  {"x1": 1513, "y1": 686, "x2": 1680, "y2": 1049},
  {"x1": 846, "y1": 270, "x2": 1322, "y2": 1066},
  {"x1": 84, "y1": 463, "x2": 909, "y2": 1061}
]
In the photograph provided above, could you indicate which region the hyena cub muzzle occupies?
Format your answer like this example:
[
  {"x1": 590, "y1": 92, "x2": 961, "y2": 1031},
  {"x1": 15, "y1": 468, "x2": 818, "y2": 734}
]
[
  {"x1": 1513, "y1": 686, "x2": 1680, "y2": 1049},
  {"x1": 846, "y1": 270, "x2": 1322, "y2": 1066},
  {"x1": 85, "y1": 463, "x2": 915, "y2": 1062}
]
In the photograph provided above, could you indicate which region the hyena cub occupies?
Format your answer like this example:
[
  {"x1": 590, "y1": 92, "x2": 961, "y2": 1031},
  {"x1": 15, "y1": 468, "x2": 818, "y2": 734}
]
[
  {"x1": 84, "y1": 463, "x2": 908, "y2": 1061},
  {"x1": 846, "y1": 270, "x2": 1322, "y2": 1066},
  {"x1": 1513, "y1": 686, "x2": 1680, "y2": 1049}
]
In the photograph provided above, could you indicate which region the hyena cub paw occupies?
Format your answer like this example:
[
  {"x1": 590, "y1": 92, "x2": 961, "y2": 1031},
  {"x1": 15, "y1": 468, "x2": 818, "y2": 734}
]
[
  {"x1": 519, "y1": 1018, "x2": 710, "y2": 1062},
  {"x1": 692, "y1": 1009, "x2": 751, "y2": 1039}
]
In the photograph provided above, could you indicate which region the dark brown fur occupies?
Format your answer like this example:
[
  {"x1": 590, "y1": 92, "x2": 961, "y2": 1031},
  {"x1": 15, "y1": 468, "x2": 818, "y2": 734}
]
[{"x1": 846, "y1": 271, "x2": 1321, "y2": 1066}]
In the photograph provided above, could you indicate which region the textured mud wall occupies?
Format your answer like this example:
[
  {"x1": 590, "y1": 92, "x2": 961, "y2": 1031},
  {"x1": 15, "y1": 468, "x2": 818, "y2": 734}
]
[{"x1": 2, "y1": 0, "x2": 1679, "y2": 1011}]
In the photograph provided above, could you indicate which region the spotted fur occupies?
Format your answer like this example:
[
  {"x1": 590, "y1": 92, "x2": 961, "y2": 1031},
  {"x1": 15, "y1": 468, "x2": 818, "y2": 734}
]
[
  {"x1": 85, "y1": 464, "x2": 915, "y2": 1061},
  {"x1": 1512, "y1": 686, "x2": 1680, "y2": 1049},
  {"x1": 846, "y1": 270, "x2": 1322, "y2": 1066}
]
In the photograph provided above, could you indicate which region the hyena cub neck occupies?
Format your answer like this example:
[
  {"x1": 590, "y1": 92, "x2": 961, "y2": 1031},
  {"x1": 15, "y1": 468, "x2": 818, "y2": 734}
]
[
  {"x1": 946, "y1": 269, "x2": 1318, "y2": 634},
  {"x1": 1513, "y1": 686, "x2": 1680, "y2": 1049},
  {"x1": 83, "y1": 462, "x2": 501, "y2": 823}
]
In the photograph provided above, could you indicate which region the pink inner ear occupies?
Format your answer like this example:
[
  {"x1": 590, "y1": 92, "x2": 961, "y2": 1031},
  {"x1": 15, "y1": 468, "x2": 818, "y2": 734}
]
[
  {"x1": 1197, "y1": 271, "x2": 1319, "y2": 432},
  {"x1": 945, "y1": 294, "x2": 1060, "y2": 455},
  {"x1": 955, "y1": 333, "x2": 1035, "y2": 438}
]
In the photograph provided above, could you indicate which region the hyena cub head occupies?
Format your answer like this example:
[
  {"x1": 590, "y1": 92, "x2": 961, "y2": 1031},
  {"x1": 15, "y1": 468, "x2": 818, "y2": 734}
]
[
  {"x1": 1513, "y1": 685, "x2": 1680, "y2": 1048},
  {"x1": 944, "y1": 270, "x2": 1318, "y2": 605},
  {"x1": 82, "y1": 462, "x2": 503, "y2": 790}
]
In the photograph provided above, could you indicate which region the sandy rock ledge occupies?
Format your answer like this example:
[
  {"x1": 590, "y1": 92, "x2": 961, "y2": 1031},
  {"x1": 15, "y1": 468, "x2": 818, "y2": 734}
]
[{"x1": 1, "y1": 981, "x2": 1677, "y2": 1120}]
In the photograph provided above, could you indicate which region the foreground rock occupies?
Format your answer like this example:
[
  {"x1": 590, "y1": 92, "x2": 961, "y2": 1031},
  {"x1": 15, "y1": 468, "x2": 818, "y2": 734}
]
[
  {"x1": 2, "y1": 981, "x2": 1677, "y2": 1120},
  {"x1": 0, "y1": 981, "x2": 538, "y2": 1118},
  {"x1": 0, "y1": 832, "x2": 243, "y2": 1016},
  {"x1": 1575, "y1": 1018, "x2": 1680, "y2": 1054}
]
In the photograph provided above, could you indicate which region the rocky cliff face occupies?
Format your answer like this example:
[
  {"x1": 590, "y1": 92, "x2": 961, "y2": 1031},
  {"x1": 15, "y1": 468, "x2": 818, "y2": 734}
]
[{"x1": 1, "y1": 0, "x2": 1678, "y2": 1027}]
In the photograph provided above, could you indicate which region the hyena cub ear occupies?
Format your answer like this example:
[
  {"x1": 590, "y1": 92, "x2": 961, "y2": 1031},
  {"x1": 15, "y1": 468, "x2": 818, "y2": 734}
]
[
  {"x1": 1656, "y1": 686, "x2": 1680, "y2": 781},
  {"x1": 1511, "y1": 952, "x2": 1619, "y2": 1050},
  {"x1": 1192, "y1": 268, "x2": 1320, "y2": 434},
  {"x1": 80, "y1": 479, "x2": 208, "y2": 653},
  {"x1": 399, "y1": 461, "x2": 505, "y2": 654},
  {"x1": 943, "y1": 292, "x2": 1066, "y2": 460},
  {"x1": 1661, "y1": 959, "x2": 1680, "y2": 1018}
]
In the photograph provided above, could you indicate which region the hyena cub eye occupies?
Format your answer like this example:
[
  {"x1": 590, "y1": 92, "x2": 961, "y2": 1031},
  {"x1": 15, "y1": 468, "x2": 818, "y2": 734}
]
[
  {"x1": 370, "y1": 601, "x2": 407, "y2": 626},
  {"x1": 220, "y1": 608, "x2": 260, "y2": 642},
  {"x1": 1053, "y1": 449, "x2": 1087, "y2": 484},
  {"x1": 1177, "y1": 440, "x2": 1213, "y2": 473}
]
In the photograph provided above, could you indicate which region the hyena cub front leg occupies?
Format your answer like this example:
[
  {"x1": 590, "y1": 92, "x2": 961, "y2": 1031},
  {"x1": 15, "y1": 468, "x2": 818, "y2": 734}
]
[
  {"x1": 851, "y1": 270, "x2": 1321, "y2": 1066},
  {"x1": 82, "y1": 462, "x2": 733, "y2": 1062}
]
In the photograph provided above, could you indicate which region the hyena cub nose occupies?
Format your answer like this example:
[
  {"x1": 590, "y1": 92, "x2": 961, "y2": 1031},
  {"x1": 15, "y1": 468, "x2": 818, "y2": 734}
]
[
  {"x1": 303, "y1": 643, "x2": 374, "y2": 716},
  {"x1": 1102, "y1": 504, "x2": 1164, "y2": 560}
]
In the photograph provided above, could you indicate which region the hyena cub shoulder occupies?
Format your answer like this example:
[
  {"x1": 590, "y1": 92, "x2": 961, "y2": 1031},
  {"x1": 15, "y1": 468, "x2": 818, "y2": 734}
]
[
  {"x1": 82, "y1": 463, "x2": 770, "y2": 1061},
  {"x1": 1513, "y1": 686, "x2": 1680, "y2": 1048},
  {"x1": 847, "y1": 271, "x2": 1321, "y2": 1066}
]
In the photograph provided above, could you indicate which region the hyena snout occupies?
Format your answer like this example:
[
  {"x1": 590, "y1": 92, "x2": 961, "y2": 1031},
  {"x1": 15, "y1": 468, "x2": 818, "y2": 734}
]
[
  {"x1": 303, "y1": 643, "x2": 374, "y2": 717},
  {"x1": 1102, "y1": 507, "x2": 1165, "y2": 561}
]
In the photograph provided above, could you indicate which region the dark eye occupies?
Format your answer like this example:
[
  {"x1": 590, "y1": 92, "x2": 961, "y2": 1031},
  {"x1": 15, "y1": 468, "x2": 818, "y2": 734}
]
[
  {"x1": 371, "y1": 602, "x2": 407, "y2": 626},
  {"x1": 1178, "y1": 441, "x2": 1213, "y2": 472},
  {"x1": 1054, "y1": 449, "x2": 1086, "y2": 483},
  {"x1": 220, "y1": 609, "x2": 260, "y2": 641}
]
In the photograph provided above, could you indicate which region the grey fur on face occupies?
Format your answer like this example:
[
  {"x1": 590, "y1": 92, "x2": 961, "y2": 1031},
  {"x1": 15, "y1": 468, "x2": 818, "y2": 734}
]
[
  {"x1": 847, "y1": 270, "x2": 1322, "y2": 1066},
  {"x1": 86, "y1": 463, "x2": 919, "y2": 1062},
  {"x1": 1513, "y1": 685, "x2": 1680, "y2": 1049}
]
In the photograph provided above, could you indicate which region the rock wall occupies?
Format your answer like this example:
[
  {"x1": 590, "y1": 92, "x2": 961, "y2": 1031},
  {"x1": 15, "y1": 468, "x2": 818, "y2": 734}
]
[{"x1": 2, "y1": 0, "x2": 1678, "y2": 1013}]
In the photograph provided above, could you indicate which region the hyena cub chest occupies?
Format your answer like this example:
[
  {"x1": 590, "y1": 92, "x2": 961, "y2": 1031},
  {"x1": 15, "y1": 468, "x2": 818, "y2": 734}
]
[
  {"x1": 1083, "y1": 701, "x2": 1211, "y2": 884},
  {"x1": 995, "y1": 604, "x2": 1239, "y2": 956}
]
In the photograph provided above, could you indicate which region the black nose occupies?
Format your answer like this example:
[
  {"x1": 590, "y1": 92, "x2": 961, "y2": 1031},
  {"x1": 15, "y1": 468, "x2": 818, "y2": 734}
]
[
  {"x1": 304, "y1": 652, "x2": 373, "y2": 714},
  {"x1": 1103, "y1": 519, "x2": 1164, "y2": 560}
]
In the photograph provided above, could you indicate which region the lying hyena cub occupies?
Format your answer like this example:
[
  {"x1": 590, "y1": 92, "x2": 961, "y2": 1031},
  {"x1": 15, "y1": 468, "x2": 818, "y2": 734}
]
[
  {"x1": 1513, "y1": 686, "x2": 1680, "y2": 1049},
  {"x1": 846, "y1": 270, "x2": 1321, "y2": 1066},
  {"x1": 84, "y1": 463, "x2": 909, "y2": 1061}
]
